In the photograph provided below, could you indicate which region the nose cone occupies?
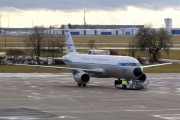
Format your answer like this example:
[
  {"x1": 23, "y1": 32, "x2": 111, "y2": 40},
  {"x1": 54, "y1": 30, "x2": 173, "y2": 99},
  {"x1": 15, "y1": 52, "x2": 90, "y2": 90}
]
[{"x1": 134, "y1": 67, "x2": 143, "y2": 77}]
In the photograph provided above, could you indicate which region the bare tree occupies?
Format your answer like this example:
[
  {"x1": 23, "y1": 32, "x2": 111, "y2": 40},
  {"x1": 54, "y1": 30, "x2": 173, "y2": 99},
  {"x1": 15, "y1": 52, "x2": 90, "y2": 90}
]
[
  {"x1": 135, "y1": 25, "x2": 172, "y2": 62},
  {"x1": 47, "y1": 35, "x2": 65, "y2": 57},
  {"x1": 24, "y1": 26, "x2": 45, "y2": 64},
  {"x1": 49, "y1": 24, "x2": 60, "y2": 29},
  {"x1": 109, "y1": 49, "x2": 119, "y2": 55},
  {"x1": 56, "y1": 35, "x2": 65, "y2": 54},
  {"x1": 128, "y1": 38, "x2": 138, "y2": 57},
  {"x1": 53, "y1": 24, "x2": 60, "y2": 28},
  {"x1": 68, "y1": 23, "x2": 72, "y2": 29},
  {"x1": 3, "y1": 32, "x2": 6, "y2": 48},
  {"x1": 49, "y1": 25, "x2": 55, "y2": 29},
  {"x1": 88, "y1": 40, "x2": 96, "y2": 49},
  {"x1": 47, "y1": 35, "x2": 56, "y2": 57}
]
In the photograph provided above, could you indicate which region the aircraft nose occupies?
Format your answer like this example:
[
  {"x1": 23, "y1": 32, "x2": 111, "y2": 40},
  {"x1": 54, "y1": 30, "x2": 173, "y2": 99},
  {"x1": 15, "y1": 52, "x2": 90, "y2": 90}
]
[{"x1": 133, "y1": 67, "x2": 143, "y2": 77}]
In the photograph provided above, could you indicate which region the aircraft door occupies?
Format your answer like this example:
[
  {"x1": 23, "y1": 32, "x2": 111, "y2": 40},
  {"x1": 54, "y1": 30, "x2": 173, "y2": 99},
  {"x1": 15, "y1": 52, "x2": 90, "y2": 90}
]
[{"x1": 116, "y1": 64, "x2": 123, "y2": 77}]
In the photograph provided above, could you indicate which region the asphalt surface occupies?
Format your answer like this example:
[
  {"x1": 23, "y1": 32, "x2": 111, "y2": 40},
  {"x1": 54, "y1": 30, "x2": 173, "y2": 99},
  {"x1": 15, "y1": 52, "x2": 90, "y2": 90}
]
[{"x1": 0, "y1": 73, "x2": 180, "y2": 120}]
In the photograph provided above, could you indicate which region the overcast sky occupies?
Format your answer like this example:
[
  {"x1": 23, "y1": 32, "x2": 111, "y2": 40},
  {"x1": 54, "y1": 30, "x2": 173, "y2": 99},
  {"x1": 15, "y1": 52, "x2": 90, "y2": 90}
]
[{"x1": 0, "y1": 0, "x2": 180, "y2": 28}]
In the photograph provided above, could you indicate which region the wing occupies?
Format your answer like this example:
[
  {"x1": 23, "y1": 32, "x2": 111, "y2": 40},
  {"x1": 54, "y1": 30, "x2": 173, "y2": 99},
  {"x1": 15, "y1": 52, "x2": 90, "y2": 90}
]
[
  {"x1": 142, "y1": 62, "x2": 172, "y2": 68},
  {"x1": 13, "y1": 64, "x2": 104, "y2": 74}
]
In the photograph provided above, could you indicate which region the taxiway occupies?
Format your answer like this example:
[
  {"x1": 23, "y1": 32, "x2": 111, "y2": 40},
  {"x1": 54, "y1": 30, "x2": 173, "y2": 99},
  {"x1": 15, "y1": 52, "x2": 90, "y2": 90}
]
[{"x1": 0, "y1": 73, "x2": 179, "y2": 120}]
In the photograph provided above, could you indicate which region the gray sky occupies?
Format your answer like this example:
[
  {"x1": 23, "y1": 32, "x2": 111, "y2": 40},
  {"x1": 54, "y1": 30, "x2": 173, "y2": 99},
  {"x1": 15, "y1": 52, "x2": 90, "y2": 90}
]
[
  {"x1": 0, "y1": 0, "x2": 180, "y2": 28},
  {"x1": 1, "y1": 0, "x2": 180, "y2": 10}
]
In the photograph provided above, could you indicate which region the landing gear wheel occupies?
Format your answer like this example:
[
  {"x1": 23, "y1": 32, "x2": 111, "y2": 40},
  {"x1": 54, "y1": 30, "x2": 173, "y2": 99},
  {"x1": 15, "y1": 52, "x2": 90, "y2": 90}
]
[
  {"x1": 83, "y1": 84, "x2": 86, "y2": 87},
  {"x1": 114, "y1": 79, "x2": 122, "y2": 87},
  {"x1": 78, "y1": 84, "x2": 82, "y2": 87},
  {"x1": 114, "y1": 80, "x2": 118, "y2": 87}
]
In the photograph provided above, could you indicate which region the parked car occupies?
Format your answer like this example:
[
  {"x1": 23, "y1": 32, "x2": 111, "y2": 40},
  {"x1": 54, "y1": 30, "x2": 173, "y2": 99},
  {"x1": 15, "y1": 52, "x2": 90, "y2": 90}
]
[
  {"x1": 7, "y1": 56, "x2": 15, "y2": 63},
  {"x1": 16, "y1": 56, "x2": 25, "y2": 64},
  {"x1": 24, "y1": 56, "x2": 33, "y2": 64}
]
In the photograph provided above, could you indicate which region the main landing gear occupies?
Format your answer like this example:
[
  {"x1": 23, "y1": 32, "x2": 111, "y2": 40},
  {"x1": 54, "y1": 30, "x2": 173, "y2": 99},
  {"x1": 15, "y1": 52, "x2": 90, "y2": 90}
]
[
  {"x1": 114, "y1": 79, "x2": 122, "y2": 87},
  {"x1": 78, "y1": 83, "x2": 86, "y2": 87}
]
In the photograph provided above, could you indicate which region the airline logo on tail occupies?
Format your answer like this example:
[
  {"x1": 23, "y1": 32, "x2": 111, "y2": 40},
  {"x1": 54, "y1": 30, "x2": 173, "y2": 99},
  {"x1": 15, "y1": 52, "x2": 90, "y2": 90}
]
[
  {"x1": 65, "y1": 34, "x2": 69, "y2": 41},
  {"x1": 65, "y1": 30, "x2": 70, "y2": 41}
]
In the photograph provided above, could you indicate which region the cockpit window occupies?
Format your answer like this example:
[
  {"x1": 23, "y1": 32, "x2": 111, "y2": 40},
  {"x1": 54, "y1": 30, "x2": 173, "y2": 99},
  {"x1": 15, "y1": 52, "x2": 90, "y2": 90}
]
[
  {"x1": 136, "y1": 63, "x2": 141, "y2": 66},
  {"x1": 119, "y1": 63, "x2": 140, "y2": 66}
]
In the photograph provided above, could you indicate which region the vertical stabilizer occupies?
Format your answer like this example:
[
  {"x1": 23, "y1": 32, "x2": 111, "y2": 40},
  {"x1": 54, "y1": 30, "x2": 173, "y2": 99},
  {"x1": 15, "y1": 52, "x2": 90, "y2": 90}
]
[{"x1": 64, "y1": 25, "x2": 77, "y2": 54}]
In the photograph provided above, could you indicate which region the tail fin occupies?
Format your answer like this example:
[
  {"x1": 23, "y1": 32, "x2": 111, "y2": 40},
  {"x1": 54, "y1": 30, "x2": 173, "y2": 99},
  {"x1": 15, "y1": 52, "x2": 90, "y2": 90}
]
[{"x1": 64, "y1": 25, "x2": 77, "y2": 54}]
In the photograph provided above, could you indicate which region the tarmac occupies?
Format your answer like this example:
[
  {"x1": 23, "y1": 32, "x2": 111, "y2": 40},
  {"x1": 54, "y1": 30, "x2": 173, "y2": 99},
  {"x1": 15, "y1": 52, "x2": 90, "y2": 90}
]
[{"x1": 0, "y1": 73, "x2": 180, "y2": 120}]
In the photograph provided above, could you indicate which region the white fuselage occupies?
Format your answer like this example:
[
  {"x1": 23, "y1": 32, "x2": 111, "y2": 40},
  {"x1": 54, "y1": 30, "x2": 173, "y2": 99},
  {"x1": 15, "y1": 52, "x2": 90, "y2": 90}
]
[{"x1": 62, "y1": 53, "x2": 142, "y2": 79}]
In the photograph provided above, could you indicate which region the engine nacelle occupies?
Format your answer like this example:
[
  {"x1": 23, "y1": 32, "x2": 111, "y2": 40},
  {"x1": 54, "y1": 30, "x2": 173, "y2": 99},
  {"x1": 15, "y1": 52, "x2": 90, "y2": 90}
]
[
  {"x1": 74, "y1": 72, "x2": 90, "y2": 84},
  {"x1": 138, "y1": 73, "x2": 147, "y2": 83}
]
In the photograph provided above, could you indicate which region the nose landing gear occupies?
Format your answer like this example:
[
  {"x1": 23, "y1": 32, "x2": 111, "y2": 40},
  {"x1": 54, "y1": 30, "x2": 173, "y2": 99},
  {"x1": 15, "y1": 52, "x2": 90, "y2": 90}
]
[{"x1": 78, "y1": 83, "x2": 87, "y2": 87}]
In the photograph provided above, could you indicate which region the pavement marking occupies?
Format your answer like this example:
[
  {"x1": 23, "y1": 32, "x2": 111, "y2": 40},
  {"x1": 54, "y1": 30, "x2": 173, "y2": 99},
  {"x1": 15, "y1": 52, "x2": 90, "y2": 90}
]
[
  {"x1": 125, "y1": 109, "x2": 180, "y2": 112},
  {"x1": 24, "y1": 82, "x2": 31, "y2": 85},
  {"x1": 153, "y1": 114, "x2": 180, "y2": 120},
  {"x1": 133, "y1": 105, "x2": 147, "y2": 108},
  {"x1": 31, "y1": 93, "x2": 40, "y2": 95},
  {"x1": 44, "y1": 109, "x2": 180, "y2": 114},
  {"x1": 0, "y1": 108, "x2": 60, "y2": 120},
  {"x1": 58, "y1": 116, "x2": 76, "y2": 119},
  {"x1": 150, "y1": 90, "x2": 180, "y2": 95},
  {"x1": 175, "y1": 88, "x2": 180, "y2": 92},
  {"x1": 68, "y1": 98, "x2": 76, "y2": 101}
]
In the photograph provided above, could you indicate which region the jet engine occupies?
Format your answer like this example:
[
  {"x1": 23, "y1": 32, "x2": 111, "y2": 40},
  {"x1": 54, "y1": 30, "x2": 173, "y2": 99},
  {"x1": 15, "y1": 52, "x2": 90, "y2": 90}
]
[
  {"x1": 138, "y1": 73, "x2": 147, "y2": 83},
  {"x1": 74, "y1": 72, "x2": 90, "y2": 85}
]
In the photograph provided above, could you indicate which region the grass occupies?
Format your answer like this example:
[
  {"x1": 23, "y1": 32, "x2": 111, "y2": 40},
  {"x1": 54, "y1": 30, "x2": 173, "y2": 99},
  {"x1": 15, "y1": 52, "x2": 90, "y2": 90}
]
[
  {"x1": 161, "y1": 50, "x2": 180, "y2": 60},
  {"x1": 0, "y1": 35, "x2": 180, "y2": 47},
  {"x1": 0, "y1": 64, "x2": 70, "y2": 73},
  {"x1": 0, "y1": 63, "x2": 179, "y2": 73},
  {"x1": 1, "y1": 35, "x2": 180, "y2": 42},
  {"x1": 143, "y1": 63, "x2": 180, "y2": 73}
]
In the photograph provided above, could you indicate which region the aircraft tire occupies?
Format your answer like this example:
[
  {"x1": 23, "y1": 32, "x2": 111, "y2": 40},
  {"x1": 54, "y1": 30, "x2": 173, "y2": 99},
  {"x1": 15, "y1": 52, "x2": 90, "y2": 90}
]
[
  {"x1": 83, "y1": 84, "x2": 86, "y2": 87},
  {"x1": 78, "y1": 84, "x2": 82, "y2": 87},
  {"x1": 114, "y1": 80, "x2": 118, "y2": 86}
]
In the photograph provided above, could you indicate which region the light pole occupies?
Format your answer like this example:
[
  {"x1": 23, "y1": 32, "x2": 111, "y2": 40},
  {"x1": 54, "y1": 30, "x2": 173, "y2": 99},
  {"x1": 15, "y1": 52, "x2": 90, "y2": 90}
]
[
  {"x1": 4, "y1": 32, "x2": 6, "y2": 48},
  {"x1": 8, "y1": 19, "x2": 9, "y2": 28},
  {"x1": 32, "y1": 19, "x2": 33, "y2": 28}
]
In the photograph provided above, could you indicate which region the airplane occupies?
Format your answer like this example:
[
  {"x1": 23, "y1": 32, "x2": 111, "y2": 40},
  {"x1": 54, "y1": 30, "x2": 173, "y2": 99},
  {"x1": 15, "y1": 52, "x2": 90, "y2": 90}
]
[{"x1": 14, "y1": 25, "x2": 172, "y2": 88}]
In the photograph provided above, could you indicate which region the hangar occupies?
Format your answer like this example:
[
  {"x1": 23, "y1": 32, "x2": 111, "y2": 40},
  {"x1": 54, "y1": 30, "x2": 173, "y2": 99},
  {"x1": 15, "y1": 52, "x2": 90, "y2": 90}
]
[
  {"x1": 45, "y1": 28, "x2": 140, "y2": 35},
  {"x1": 1, "y1": 25, "x2": 180, "y2": 35}
]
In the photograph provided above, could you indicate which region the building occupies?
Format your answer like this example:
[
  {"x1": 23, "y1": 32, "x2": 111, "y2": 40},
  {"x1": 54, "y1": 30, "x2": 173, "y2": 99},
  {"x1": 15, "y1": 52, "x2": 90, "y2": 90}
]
[
  {"x1": 61, "y1": 24, "x2": 144, "y2": 29},
  {"x1": 2, "y1": 23, "x2": 180, "y2": 35},
  {"x1": 45, "y1": 28, "x2": 140, "y2": 35},
  {"x1": 48, "y1": 24, "x2": 143, "y2": 35},
  {"x1": 164, "y1": 18, "x2": 172, "y2": 29}
]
